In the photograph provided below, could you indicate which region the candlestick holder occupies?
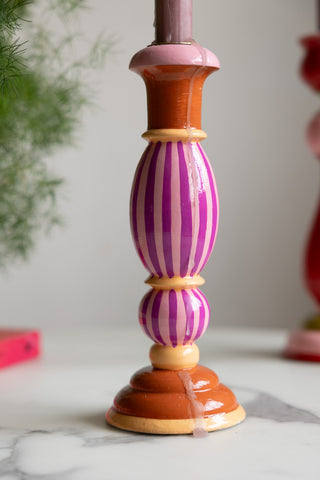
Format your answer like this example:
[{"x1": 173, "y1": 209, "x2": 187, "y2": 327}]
[
  {"x1": 285, "y1": 34, "x2": 320, "y2": 362},
  {"x1": 106, "y1": 3, "x2": 245, "y2": 434}
]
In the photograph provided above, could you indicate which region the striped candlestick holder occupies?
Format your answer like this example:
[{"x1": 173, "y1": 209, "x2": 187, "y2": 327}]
[
  {"x1": 134, "y1": 140, "x2": 216, "y2": 347},
  {"x1": 106, "y1": 10, "x2": 245, "y2": 435}
]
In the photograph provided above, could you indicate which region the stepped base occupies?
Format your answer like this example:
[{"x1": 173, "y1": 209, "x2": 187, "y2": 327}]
[
  {"x1": 107, "y1": 405, "x2": 245, "y2": 434},
  {"x1": 106, "y1": 364, "x2": 245, "y2": 435}
]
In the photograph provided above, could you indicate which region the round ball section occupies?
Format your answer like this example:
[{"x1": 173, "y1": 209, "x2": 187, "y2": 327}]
[
  {"x1": 307, "y1": 111, "x2": 320, "y2": 158},
  {"x1": 130, "y1": 140, "x2": 219, "y2": 278},
  {"x1": 139, "y1": 287, "x2": 210, "y2": 347}
]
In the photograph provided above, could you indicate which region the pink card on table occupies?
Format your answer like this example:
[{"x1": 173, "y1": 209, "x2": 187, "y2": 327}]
[{"x1": 0, "y1": 329, "x2": 41, "y2": 369}]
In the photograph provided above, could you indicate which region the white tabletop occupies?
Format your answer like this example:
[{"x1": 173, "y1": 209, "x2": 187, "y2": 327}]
[{"x1": 0, "y1": 327, "x2": 319, "y2": 480}]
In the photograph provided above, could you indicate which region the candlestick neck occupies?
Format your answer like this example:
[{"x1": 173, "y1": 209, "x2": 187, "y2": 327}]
[
  {"x1": 143, "y1": 64, "x2": 213, "y2": 130},
  {"x1": 130, "y1": 43, "x2": 220, "y2": 132}
]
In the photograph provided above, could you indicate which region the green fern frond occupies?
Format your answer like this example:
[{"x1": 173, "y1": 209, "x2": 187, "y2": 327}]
[{"x1": 0, "y1": 0, "x2": 111, "y2": 268}]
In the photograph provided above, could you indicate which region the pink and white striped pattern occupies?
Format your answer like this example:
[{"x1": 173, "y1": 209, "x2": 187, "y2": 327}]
[
  {"x1": 139, "y1": 287, "x2": 210, "y2": 346},
  {"x1": 130, "y1": 141, "x2": 219, "y2": 277}
]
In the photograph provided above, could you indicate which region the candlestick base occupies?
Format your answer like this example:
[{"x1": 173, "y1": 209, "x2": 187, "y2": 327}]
[
  {"x1": 106, "y1": 405, "x2": 245, "y2": 435},
  {"x1": 106, "y1": 364, "x2": 245, "y2": 435}
]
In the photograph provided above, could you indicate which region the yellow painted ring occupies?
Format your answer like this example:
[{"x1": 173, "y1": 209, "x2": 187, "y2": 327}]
[{"x1": 106, "y1": 405, "x2": 246, "y2": 435}]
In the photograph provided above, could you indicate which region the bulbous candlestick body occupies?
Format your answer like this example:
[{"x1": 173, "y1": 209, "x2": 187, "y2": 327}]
[
  {"x1": 106, "y1": 42, "x2": 245, "y2": 433},
  {"x1": 131, "y1": 140, "x2": 218, "y2": 346}
]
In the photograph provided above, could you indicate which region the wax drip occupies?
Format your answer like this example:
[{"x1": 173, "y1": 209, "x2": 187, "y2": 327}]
[
  {"x1": 186, "y1": 40, "x2": 208, "y2": 136},
  {"x1": 167, "y1": 0, "x2": 173, "y2": 43},
  {"x1": 185, "y1": 42, "x2": 208, "y2": 273},
  {"x1": 186, "y1": 143, "x2": 199, "y2": 274},
  {"x1": 178, "y1": 370, "x2": 208, "y2": 437}
]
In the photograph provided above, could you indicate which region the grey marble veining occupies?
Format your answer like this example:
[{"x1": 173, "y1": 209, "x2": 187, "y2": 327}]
[
  {"x1": 0, "y1": 328, "x2": 319, "y2": 480},
  {"x1": 243, "y1": 391, "x2": 320, "y2": 424}
]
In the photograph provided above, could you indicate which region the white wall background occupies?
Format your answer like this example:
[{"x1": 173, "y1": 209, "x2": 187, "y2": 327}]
[{"x1": 0, "y1": 0, "x2": 317, "y2": 331}]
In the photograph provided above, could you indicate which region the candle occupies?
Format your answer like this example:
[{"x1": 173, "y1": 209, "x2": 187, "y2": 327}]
[{"x1": 154, "y1": 0, "x2": 193, "y2": 44}]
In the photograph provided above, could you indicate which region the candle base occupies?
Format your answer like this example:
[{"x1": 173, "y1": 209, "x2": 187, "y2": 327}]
[{"x1": 106, "y1": 363, "x2": 245, "y2": 435}]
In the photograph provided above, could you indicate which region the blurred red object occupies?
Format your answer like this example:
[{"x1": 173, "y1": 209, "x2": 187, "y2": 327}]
[
  {"x1": 0, "y1": 330, "x2": 41, "y2": 369},
  {"x1": 305, "y1": 111, "x2": 320, "y2": 304},
  {"x1": 305, "y1": 198, "x2": 320, "y2": 304},
  {"x1": 284, "y1": 30, "x2": 320, "y2": 362},
  {"x1": 301, "y1": 34, "x2": 320, "y2": 91}
]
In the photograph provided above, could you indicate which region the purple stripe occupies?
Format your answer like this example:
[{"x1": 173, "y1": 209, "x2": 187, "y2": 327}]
[
  {"x1": 178, "y1": 141, "x2": 193, "y2": 277},
  {"x1": 144, "y1": 142, "x2": 162, "y2": 275},
  {"x1": 162, "y1": 142, "x2": 174, "y2": 277},
  {"x1": 139, "y1": 292, "x2": 152, "y2": 341},
  {"x1": 197, "y1": 143, "x2": 219, "y2": 270},
  {"x1": 198, "y1": 289, "x2": 211, "y2": 332},
  {"x1": 193, "y1": 289, "x2": 206, "y2": 340},
  {"x1": 191, "y1": 148, "x2": 208, "y2": 275},
  {"x1": 131, "y1": 143, "x2": 153, "y2": 269},
  {"x1": 182, "y1": 289, "x2": 194, "y2": 344},
  {"x1": 151, "y1": 290, "x2": 165, "y2": 345},
  {"x1": 169, "y1": 289, "x2": 178, "y2": 347}
]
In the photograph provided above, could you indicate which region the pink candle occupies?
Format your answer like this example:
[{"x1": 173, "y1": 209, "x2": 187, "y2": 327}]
[{"x1": 154, "y1": 0, "x2": 193, "y2": 44}]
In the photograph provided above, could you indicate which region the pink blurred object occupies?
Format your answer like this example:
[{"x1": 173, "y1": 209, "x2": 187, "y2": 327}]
[
  {"x1": 305, "y1": 112, "x2": 320, "y2": 307},
  {"x1": 0, "y1": 329, "x2": 41, "y2": 369},
  {"x1": 284, "y1": 27, "x2": 320, "y2": 362},
  {"x1": 284, "y1": 330, "x2": 320, "y2": 362},
  {"x1": 306, "y1": 111, "x2": 320, "y2": 158}
]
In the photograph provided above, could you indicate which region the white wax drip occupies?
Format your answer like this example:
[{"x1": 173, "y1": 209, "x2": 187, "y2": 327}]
[
  {"x1": 185, "y1": 42, "x2": 208, "y2": 273},
  {"x1": 178, "y1": 370, "x2": 208, "y2": 437}
]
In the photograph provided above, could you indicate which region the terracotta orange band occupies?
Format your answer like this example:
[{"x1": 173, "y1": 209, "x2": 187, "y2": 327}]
[{"x1": 141, "y1": 65, "x2": 214, "y2": 130}]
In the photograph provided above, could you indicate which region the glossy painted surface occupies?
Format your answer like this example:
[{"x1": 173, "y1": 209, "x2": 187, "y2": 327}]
[
  {"x1": 142, "y1": 66, "x2": 213, "y2": 130},
  {"x1": 149, "y1": 343, "x2": 199, "y2": 369},
  {"x1": 129, "y1": 43, "x2": 220, "y2": 70},
  {"x1": 139, "y1": 287, "x2": 210, "y2": 346},
  {"x1": 107, "y1": 27, "x2": 243, "y2": 432},
  {"x1": 113, "y1": 365, "x2": 238, "y2": 420},
  {"x1": 130, "y1": 44, "x2": 219, "y2": 130},
  {"x1": 130, "y1": 141, "x2": 219, "y2": 278},
  {"x1": 107, "y1": 405, "x2": 245, "y2": 435}
]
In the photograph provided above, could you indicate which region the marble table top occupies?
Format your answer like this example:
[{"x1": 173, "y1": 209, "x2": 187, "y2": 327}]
[{"x1": 0, "y1": 327, "x2": 319, "y2": 480}]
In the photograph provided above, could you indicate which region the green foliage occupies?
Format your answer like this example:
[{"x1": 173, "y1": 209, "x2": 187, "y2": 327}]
[
  {"x1": 0, "y1": 0, "x2": 29, "y2": 95},
  {"x1": 0, "y1": 0, "x2": 110, "y2": 268},
  {"x1": 304, "y1": 314, "x2": 320, "y2": 330}
]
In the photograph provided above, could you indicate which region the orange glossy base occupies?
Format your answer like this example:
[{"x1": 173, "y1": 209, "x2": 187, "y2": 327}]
[{"x1": 106, "y1": 365, "x2": 245, "y2": 434}]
